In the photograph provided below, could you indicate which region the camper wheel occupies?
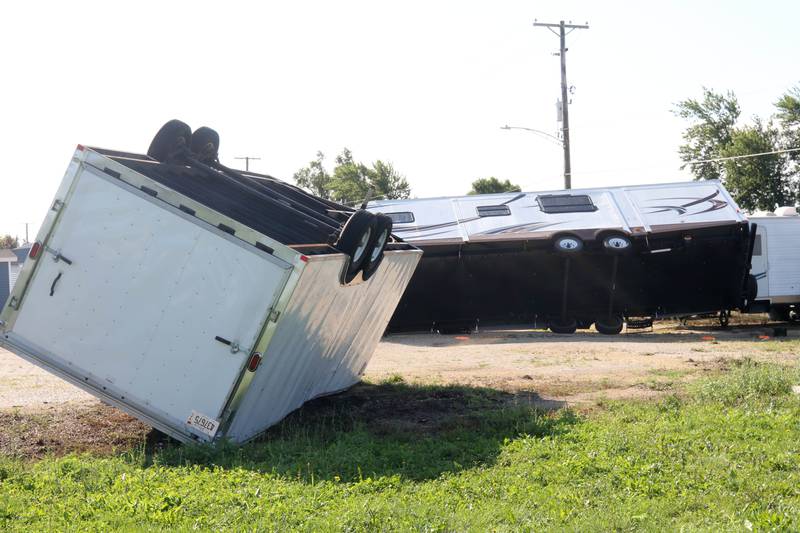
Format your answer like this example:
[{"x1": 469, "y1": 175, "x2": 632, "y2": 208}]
[
  {"x1": 602, "y1": 233, "x2": 632, "y2": 253},
  {"x1": 595, "y1": 315, "x2": 624, "y2": 335},
  {"x1": 548, "y1": 317, "x2": 577, "y2": 334},
  {"x1": 191, "y1": 127, "x2": 220, "y2": 163},
  {"x1": 718, "y1": 310, "x2": 731, "y2": 327},
  {"x1": 361, "y1": 214, "x2": 393, "y2": 281},
  {"x1": 337, "y1": 210, "x2": 377, "y2": 283},
  {"x1": 769, "y1": 306, "x2": 791, "y2": 322},
  {"x1": 553, "y1": 235, "x2": 584, "y2": 254},
  {"x1": 147, "y1": 120, "x2": 192, "y2": 162}
]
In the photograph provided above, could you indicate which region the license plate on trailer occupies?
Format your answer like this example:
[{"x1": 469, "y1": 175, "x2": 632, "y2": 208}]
[{"x1": 186, "y1": 410, "x2": 220, "y2": 438}]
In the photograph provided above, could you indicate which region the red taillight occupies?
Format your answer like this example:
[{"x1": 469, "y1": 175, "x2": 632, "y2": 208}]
[
  {"x1": 29, "y1": 242, "x2": 42, "y2": 259},
  {"x1": 247, "y1": 352, "x2": 262, "y2": 372},
  {"x1": 300, "y1": 255, "x2": 309, "y2": 263},
  {"x1": 76, "y1": 144, "x2": 85, "y2": 151}
]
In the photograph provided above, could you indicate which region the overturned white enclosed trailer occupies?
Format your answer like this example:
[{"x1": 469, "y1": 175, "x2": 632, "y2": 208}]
[{"x1": 0, "y1": 122, "x2": 420, "y2": 443}]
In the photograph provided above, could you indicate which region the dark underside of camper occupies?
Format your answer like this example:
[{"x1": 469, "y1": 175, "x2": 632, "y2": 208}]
[
  {"x1": 387, "y1": 222, "x2": 754, "y2": 332},
  {"x1": 97, "y1": 149, "x2": 352, "y2": 246}
]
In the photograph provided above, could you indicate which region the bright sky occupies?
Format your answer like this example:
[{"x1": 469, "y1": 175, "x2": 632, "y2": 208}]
[{"x1": 1, "y1": 0, "x2": 798, "y2": 239}]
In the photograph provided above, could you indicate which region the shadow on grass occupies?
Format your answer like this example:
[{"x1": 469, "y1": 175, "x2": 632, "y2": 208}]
[{"x1": 151, "y1": 380, "x2": 573, "y2": 482}]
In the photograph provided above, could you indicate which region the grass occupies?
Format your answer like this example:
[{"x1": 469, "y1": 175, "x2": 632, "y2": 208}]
[{"x1": 3, "y1": 366, "x2": 800, "y2": 531}]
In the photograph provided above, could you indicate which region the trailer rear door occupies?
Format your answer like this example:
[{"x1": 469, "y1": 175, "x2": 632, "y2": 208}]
[{"x1": 2, "y1": 166, "x2": 291, "y2": 439}]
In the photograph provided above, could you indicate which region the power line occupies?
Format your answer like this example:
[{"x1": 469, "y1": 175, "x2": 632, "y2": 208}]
[
  {"x1": 687, "y1": 147, "x2": 800, "y2": 164},
  {"x1": 533, "y1": 19, "x2": 589, "y2": 190}
]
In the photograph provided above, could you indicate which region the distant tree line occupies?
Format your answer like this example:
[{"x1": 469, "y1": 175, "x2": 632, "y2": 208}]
[
  {"x1": 468, "y1": 177, "x2": 521, "y2": 195},
  {"x1": 0, "y1": 235, "x2": 19, "y2": 249},
  {"x1": 293, "y1": 149, "x2": 410, "y2": 205},
  {"x1": 675, "y1": 85, "x2": 800, "y2": 212}
]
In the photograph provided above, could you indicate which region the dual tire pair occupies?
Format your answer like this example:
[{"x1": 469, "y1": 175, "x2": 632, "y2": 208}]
[
  {"x1": 336, "y1": 210, "x2": 393, "y2": 284},
  {"x1": 147, "y1": 120, "x2": 219, "y2": 163}
]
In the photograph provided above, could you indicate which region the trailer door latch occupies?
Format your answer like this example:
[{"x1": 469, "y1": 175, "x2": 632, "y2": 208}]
[
  {"x1": 268, "y1": 309, "x2": 281, "y2": 323},
  {"x1": 214, "y1": 335, "x2": 241, "y2": 354}
]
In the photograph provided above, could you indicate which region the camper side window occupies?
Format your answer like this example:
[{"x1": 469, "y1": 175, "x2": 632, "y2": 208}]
[
  {"x1": 537, "y1": 194, "x2": 598, "y2": 214},
  {"x1": 752, "y1": 235, "x2": 762, "y2": 256},
  {"x1": 477, "y1": 205, "x2": 511, "y2": 217},
  {"x1": 386, "y1": 212, "x2": 415, "y2": 224}
]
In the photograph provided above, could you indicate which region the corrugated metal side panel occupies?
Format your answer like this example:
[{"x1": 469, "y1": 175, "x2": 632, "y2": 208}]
[
  {"x1": 0, "y1": 263, "x2": 9, "y2": 308},
  {"x1": 764, "y1": 220, "x2": 800, "y2": 297},
  {"x1": 227, "y1": 250, "x2": 421, "y2": 442},
  {"x1": 9, "y1": 263, "x2": 21, "y2": 290}
]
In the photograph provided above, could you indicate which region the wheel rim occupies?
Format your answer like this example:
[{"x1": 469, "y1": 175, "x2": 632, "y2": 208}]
[
  {"x1": 352, "y1": 227, "x2": 372, "y2": 263},
  {"x1": 370, "y1": 229, "x2": 389, "y2": 263},
  {"x1": 557, "y1": 237, "x2": 581, "y2": 251},
  {"x1": 605, "y1": 236, "x2": 630, "y2": 249}
]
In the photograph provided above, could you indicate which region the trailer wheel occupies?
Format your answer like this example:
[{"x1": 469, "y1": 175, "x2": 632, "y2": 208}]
[
  {"x1": 553, "y1": 235, "x2": 584, "y2": 254},
  {"x1": 602, "y1": 233, "x2": 632, "y2": 253},
  {"x1": 361, "y1": 214, "x2": 393, "y2": 281},
  {"x1": 191, "y1": 127, "x2": 220, "y2": 163},
  {"x1": 548, "y1": 317, "x2": 577, "y2": 334},
  {"x1": 595, "y1": 315, "x2": 624, "y2": 335},
  {"x1": 337, "y1": 210, "x2": 377, "y2": 283},
  {"x1": 718, "y1": 310, "x2": 731, "y2": 328},
  {"x1": 147, "y1": 120, "x2": 192, "y2": 162},
  {"x1": 769, "y1": 306, "x2": 791, "y2": 322}
]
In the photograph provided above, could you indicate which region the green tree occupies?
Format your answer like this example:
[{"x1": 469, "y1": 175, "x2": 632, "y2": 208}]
[
  {"x1": 468, "y1": 177, "x2": 522, "y2": 195},
  {"x1": 294, "y1": 148, "x2": 410, "y2": 204},
  {"x1": 0, "y1": 235, "x2": 19, "y2": 249},
  {"x1": 293, "y1": 151, "x2": 332, "y2": 199},
  {"x1": 676, "y1": 86, "x2": 800, "y2": 211},
  {"x1": 776, "y1": 86, "x2": 800, "y2": 176},
  {"x1": 719, "y1": 120, "x2": 790, "y2": 212},
  {"x1": 675, "y1": 88, "x2": 740, "y2": 182}
]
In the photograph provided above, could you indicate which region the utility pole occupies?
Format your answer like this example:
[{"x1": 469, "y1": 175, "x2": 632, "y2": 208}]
[
  {"x1": 533, "y1": 19, "x2": 589, "y2": 189},
  {"x1": 234, "y1": 156, "x2": 261, "y2": 171}
]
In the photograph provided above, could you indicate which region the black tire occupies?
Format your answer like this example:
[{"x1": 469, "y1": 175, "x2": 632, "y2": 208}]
[
  {"x1": 595, "y1": 315, "x2": 624, "y2": 335},
  {"x1": 769, "y1": 306, "x2": 791, "y2": 322},
  {"x1": 553, "y1": 235, "x2": 584, "y2": 254},
  {"x1": 361, "y1": 214, "x2": 393, "y2": 281},
  {"x1": 336, "y1": 210, "x2": 377, "y2": 283},
  {"x1": 191, "y1": 127, "x2": 220, "y2": 163},
  {"x1": 719, "y1": 310, "x2": 730, "y2": 328},
  {"x1": 549, "y1": 317, "x2": 577, "y2": 334},
  {"x1": 147, "y1": 120, "x2": 192, "y2": 162},
  {"x1": 602, "y1": 233, "x2": 632, "y2": 254}
]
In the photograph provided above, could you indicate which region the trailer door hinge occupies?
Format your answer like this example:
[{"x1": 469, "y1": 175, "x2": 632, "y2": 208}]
[
  {"x1": 268, "y1": 309, "x2": 281, "y2": 323},
  {"x1": 51, "y1": 199, "x2": 64, "y2": 212}
]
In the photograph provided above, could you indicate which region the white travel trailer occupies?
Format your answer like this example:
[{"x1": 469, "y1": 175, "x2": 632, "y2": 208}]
[
  {"x1": 369, "y1": 180, "x2": 756, "y2": 334},
  {"x1": 0, "y1": 122, "x2": 420, "y2": 444},
  {"x1": 747, "y1": 207, "x2": 800, "y2": 321}
]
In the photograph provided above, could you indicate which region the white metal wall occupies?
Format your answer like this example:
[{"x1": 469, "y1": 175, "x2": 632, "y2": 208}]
[
  {"x1": 370, "y1": 181, "x2": 744, "y2": 244},
  {"x1": 752, "y1": 217, "x2": 800, "y2": 299},
  {"x1": 227, "y1": 249, "x2": 421, "y2": 442},
  {"x1": 9, "y1": 169, "x2": 292, "y2": 436}
]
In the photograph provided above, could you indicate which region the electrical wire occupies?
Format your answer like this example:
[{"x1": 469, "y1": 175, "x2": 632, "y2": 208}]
[{"x1": 687, "y1": 147, "x2": 800, "y2": 164}]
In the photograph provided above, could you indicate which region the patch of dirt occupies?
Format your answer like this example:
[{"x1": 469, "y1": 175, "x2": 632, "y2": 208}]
[
  {"x1": 0, "y1": 348, "x2": 95, "y2": 410},
  {"x1": 0, "y1": 402, "x2": 150, "y2": 459},
  {"x1": 366, "y1": 323, "x2": 800, "y2": 405}
]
